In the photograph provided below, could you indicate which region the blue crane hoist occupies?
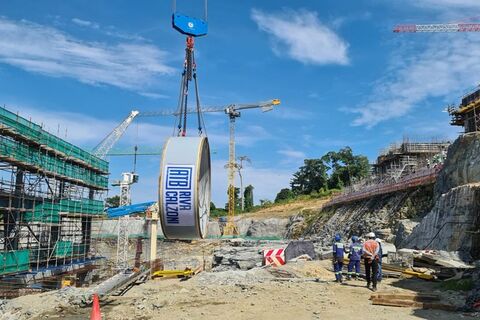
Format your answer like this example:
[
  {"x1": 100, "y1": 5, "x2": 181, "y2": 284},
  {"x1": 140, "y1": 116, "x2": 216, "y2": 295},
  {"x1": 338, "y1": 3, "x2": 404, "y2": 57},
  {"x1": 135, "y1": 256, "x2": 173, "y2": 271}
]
[
  {"x1": 171, "y1": 0, "x2": 208, "y2": 137},
  {"x1": 172, "y1": 0, "x2": 208, "y2": 37}
]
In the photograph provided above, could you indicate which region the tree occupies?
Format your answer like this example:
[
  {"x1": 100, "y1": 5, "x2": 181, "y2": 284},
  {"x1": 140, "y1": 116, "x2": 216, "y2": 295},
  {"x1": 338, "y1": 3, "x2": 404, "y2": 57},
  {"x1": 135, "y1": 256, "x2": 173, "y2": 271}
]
[
  {"x1": 259, "y1": 199, "x2": 272, "y2": 207},
  {"x1": 275, "y1": 188, "x2": 294, "y2": 203},
  {"x1": 105, "y1": 196, "x2": 120, "y2": 208},
  {"x1": 210, "y1": 202, "x2": 216, "y2": 211},
  {"x1": 322, "y1": 147, "x2": 370, "y2": 189},
  {"x1": 244, "y1": 185, "x2": 254, "y2": 211},
  {"x1": 290, "y1": 159, "x2": 328, "y2": 195}
]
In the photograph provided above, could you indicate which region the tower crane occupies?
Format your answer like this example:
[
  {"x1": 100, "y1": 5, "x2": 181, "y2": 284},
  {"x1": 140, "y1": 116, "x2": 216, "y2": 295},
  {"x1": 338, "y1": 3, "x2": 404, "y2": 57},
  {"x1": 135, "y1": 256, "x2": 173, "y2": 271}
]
[
  {"x1": 393, "y1": 23, "x2": 480, "y2": 33},
  {"x1": 140, "y1": 99, "x2": 281, "y2": 236},
  {"x1": 92, "y1": 110, "x2": 141, "y2": 269},
  {"x1": 393, "y1": 21, "x2": 480, "y2": 135}
]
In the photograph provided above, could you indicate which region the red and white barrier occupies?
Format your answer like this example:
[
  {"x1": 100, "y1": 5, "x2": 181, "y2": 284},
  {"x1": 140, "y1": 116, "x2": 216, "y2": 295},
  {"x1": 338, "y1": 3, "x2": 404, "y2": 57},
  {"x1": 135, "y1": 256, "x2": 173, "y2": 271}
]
[{"x1": 263, "y1": 248, "x2": 285, "y2": 267}]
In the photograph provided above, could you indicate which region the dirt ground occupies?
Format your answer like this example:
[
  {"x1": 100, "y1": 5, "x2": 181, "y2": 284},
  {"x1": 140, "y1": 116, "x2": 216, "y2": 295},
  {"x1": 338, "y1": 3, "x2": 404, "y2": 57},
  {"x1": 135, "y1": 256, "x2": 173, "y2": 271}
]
[
  {"x1": 28, "y1": 260, "x2": 472, "y2": 320},
  {"x1": 242, "y1": 197, "x2": 330, "y2": 219}
]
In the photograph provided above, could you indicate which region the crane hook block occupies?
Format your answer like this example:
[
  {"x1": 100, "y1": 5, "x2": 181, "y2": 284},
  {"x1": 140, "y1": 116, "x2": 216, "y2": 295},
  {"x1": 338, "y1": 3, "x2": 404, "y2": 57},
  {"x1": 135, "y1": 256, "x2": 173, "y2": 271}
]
[
  {"x1": 159, "y1": 137, "x2": 211, "y2": 239},
  {"x1": 172, "y1": 13, "x2": 208, "y2": 37}
]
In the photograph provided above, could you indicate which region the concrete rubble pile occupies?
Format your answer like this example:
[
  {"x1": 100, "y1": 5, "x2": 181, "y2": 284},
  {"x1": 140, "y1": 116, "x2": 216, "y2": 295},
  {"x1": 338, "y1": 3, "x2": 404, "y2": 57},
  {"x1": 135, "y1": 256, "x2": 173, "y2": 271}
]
[{"x1": 212, "y1": 239, "x2": 288, "y2": 271}]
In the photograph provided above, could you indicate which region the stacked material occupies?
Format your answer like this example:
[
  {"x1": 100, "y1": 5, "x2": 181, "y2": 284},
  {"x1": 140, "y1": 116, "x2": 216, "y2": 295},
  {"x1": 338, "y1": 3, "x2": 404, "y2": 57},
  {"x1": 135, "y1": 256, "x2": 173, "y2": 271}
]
[
  {"x1": 385, "y1": 249, "x2": 474, "y2": 280},
  {"x1": 370, "y1": 292, "x2": 456, "y2": 311}
]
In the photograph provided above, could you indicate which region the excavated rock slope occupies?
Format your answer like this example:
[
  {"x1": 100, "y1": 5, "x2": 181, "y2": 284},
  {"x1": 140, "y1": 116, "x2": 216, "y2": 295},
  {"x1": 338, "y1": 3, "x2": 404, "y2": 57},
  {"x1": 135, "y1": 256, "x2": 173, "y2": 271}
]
[
  {"x1": 405, "y1": 133, "x2": 480, "y2": 259},
  {"x1": 301, "y1": 186, "x2": 434, "y2": 247},
  {"x1": 301, "y1": 132, "x2": 480, "y2": 259}
]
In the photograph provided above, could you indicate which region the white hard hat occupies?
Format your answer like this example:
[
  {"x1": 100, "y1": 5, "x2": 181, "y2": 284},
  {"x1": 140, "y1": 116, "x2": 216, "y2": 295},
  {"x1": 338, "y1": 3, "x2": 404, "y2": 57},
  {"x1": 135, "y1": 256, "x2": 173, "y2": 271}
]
[
  {"x1": 367, "y1": 232, "x2": 376, "y2": 238},
  {"x1": 375, "y1": 238, "x2": 382, "y2": 243}
]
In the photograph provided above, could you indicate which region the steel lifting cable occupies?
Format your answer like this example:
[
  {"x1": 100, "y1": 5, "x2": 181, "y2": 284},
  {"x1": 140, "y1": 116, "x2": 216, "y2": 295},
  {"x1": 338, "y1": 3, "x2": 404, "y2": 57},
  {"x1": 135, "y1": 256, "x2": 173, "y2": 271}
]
[
  {"x1": 175, "y1": 36, "x2": 205, "y2": 137},
  {"x1": 192, "y1": 55, "x2": 204, "y2": 135}
]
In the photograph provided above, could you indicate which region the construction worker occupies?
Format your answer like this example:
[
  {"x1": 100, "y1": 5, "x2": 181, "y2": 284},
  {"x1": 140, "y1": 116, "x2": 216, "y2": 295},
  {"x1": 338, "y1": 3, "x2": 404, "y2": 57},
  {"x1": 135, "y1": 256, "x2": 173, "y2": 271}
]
[
  {"x1": 332, "y1": 233, "x2": 345, "y2": 283},
  {"x1": 376, "y1": 238, "x2": 383, "y2": 282},
  {"x1": 362, "y1": 232, "x2": 380, "y2": 291},
  {"x1": 347, "y1": 236, "x2": 362, "y2": 280}
]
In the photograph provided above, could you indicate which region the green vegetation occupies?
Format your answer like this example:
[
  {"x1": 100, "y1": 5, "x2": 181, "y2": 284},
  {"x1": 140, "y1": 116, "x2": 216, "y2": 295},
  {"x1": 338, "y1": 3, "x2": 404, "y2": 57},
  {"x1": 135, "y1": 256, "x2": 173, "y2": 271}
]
[
  {"x1": 210, "y1": 201, "x2": 228, "y2": 218},
  {"x1": 275, "y1": 188, "x2": 295, "y2": 203},
  {"x1": 105, "y1": 195, "x2": 120, "y2": 208},
  {"x1": 438, "y1": 278, "x2": 474, "y2": 291},
  {"x1": 210, "y1": 146, "x2": 368, "y2": 217},
  {"x1": 291, "y1": 147, "x2": 369, "y2": 194},
  {"x1": 244, "y1": 185, "x2": 254, "y2": 211}
]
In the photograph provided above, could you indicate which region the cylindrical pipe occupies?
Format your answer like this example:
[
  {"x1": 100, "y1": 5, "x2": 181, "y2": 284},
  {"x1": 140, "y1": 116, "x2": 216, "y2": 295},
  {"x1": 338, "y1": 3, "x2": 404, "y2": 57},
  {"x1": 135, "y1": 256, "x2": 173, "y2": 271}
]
[{"x1": 158, "y1": 137, "x2": 211, "y2": 239}]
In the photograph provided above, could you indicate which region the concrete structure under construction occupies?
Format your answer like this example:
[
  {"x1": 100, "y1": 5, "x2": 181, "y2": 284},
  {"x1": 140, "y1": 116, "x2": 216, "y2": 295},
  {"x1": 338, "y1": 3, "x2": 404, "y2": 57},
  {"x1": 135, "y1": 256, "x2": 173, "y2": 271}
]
[
  {"x1": 0, "y1": 107, "x2": 108, "y2": 297},
  {"x1": 449, "y1": 87, "x2": 480, "y2": 133},
  {"x1": 373, "y1": 140, "x2": 449, "y2": 182}
]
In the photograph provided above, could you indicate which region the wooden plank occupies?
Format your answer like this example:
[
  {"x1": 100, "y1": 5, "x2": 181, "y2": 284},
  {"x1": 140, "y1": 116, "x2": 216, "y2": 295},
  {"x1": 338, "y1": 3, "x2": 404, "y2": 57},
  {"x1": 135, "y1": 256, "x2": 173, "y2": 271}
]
[
  {"x1": 370, "y1": 293, "x2": 440, "y2": 302},
  {"x1": 371, "y1": 298, "x2": 418, "y2": 307},
  {"x1": 371, "y1": 298, "x2": 457, "y2": 311}
]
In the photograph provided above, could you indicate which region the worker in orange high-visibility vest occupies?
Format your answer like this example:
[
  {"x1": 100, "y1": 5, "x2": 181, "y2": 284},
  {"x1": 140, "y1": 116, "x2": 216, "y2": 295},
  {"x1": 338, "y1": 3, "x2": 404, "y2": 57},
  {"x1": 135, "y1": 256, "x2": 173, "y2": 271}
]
[{"x1": 362, "y1": 232, "x2": 380, "y2": 291}]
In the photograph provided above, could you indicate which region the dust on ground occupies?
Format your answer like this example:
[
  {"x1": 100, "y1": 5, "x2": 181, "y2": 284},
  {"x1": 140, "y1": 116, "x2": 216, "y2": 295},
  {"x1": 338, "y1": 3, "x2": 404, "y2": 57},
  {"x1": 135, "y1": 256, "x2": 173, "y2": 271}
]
[{"x1": 21, "y1": 260, "x2": 471, "y2": 320}]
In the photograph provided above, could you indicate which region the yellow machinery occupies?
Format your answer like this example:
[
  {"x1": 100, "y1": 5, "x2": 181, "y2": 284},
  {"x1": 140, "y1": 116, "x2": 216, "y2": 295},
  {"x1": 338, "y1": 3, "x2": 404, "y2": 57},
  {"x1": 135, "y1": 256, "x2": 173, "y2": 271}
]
[{"x1": 152, "y1": 268, "x2": 194, "y2": 279}]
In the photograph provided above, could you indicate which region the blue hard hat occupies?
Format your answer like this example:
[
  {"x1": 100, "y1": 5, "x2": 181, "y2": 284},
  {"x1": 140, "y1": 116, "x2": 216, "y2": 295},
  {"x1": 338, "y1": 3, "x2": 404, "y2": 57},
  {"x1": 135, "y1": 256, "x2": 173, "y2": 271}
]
[
  {"x1": 334, "y1": 234, "x2": 341, "y2": 241},
  {"x1": 352, "y1": 236, "x2": 359, "y2": 242}
]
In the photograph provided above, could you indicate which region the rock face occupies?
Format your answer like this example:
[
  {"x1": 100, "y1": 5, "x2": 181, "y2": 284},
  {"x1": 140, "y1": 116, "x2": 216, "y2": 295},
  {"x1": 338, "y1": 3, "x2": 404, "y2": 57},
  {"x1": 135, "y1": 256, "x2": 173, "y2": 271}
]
[
  {"x1": 405, "y1": 133, "x2": 480, "y2": 260},
  {"x1": 302, "y1": 133, "x2": 480, "y2": 260},
  {"x1": 405, "y1": 183, "x2": 480, "y2": 259},
  {"x1": 231, "y1": 217, "x2": 289, "y2": 239},
  {"x1": 434, "y1": 132, "x2": 480, "y2": 197},
  {"x1": 394, "y1": 219, "x2": 420, "y2": 248},
  {"x1": 302, "y1": 186, "x2": 434, "y2": 246},
  {"x1": 246, "y1": 218, "x2": 289, "y2": 238},
  {"x1": 207, "y1": 221, "x2": 221, "y2": 238}
]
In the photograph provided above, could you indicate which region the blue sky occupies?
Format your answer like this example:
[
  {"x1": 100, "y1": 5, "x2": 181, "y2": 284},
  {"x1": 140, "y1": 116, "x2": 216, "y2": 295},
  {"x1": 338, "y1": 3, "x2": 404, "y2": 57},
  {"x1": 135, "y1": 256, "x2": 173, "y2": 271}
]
[{"x1": 1, "y1": 0, "x2": 478, "y2": 206}]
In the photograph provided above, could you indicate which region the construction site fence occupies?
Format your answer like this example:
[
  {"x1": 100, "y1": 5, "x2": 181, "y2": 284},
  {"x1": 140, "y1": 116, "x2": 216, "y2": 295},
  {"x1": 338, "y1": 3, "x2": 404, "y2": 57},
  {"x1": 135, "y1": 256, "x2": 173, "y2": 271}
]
[
  {"x1": 325, "y1": 165, "x2": 442, "y2": 207},
  {"x1": 0, "y1": 107, "x2": 108, "y2": 173},
  {"x1": 0, "y1": 136, "x2": 108, "y2": 189}
]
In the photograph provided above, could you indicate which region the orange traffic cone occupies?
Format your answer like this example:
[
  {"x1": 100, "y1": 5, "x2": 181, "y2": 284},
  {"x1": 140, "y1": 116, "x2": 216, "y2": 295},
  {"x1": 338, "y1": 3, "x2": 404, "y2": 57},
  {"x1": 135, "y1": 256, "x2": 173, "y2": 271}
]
[{"x1": 90, "y1": 294, "x2": 101, "y2": 320}]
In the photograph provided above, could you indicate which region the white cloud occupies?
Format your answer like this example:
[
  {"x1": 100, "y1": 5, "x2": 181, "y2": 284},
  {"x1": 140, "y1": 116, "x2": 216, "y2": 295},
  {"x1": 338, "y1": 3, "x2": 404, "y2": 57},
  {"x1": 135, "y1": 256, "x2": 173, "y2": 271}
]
[
  {"x1": 278, "y1": 149, "x2": 305, "y2": 160},
  {"x1": 353, "y1": 34, "x2": 480, "y2": 127},
  {"x1": 72, "y1": 17, "x2": 146, "y2": 41},
  {"x1": 0, "y1": 17, "x2": 174, "y2": 91},
  {"x1": 138, "y1": 92, "x2": 169, "y2": 99},
  {"x1": 71, "y1": 18, "x2": 99, "y2": 29},
  {"x1": 251, "y1": 8, "x2": 349, "y2": 65}
]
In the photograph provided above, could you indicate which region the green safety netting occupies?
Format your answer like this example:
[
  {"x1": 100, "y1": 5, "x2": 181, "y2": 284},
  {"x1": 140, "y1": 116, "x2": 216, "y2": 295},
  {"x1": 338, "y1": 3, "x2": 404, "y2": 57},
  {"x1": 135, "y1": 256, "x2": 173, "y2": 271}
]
[
  {"x1": 0, "y1": 137, "x2": 108, "y2": 188},
  {"x1": 0, "y1": 108, "x2": 108, "y2": 173},
  {"x1": 0, "y1": 250, "x2": 30, "y2": 275},
  {"x1": 24, "y1": 199, "x2": 104, "y2": 223},
  {"x1": 54, "y1": 241, "x2": 73, "y2": 257}
]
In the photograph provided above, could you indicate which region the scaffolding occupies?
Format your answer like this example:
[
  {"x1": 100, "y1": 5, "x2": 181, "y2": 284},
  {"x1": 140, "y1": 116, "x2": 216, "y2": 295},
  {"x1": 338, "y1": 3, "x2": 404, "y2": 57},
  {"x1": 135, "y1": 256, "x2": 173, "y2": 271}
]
[
  {"x1": 374, "y1": 140, "x2": 449, "y2": 181},
  {"x1": 448, "y1": 87, "x2": 480, "y2": 133},
  {"x1": 0, "y1": 106, "x2": 107, "y2": 296},
  {"x1": 325, "y1": 139, "x2": 449, "y2": 208}
]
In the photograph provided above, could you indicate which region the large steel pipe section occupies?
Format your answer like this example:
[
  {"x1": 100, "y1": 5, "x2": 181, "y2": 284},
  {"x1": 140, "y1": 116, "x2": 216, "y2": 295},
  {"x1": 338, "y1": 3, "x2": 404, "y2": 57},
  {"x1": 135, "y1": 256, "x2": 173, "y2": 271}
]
[{"x1": 159, "y1": 137, "x2": 211, "y2": 239}]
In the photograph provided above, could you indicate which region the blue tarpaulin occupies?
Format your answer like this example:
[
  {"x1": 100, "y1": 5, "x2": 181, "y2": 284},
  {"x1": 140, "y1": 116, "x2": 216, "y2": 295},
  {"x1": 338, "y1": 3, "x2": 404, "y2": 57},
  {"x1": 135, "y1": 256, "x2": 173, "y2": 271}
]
[{"x1": 106, "y1": 201, "x2": 156, "y2": 218}]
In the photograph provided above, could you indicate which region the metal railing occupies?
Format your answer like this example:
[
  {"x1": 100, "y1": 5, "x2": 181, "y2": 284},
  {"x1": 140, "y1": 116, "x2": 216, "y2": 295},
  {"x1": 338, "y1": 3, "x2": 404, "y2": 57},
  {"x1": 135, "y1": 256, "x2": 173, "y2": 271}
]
[{"x1": 324, "y1": 165, "x2": 443, "y2": 207}]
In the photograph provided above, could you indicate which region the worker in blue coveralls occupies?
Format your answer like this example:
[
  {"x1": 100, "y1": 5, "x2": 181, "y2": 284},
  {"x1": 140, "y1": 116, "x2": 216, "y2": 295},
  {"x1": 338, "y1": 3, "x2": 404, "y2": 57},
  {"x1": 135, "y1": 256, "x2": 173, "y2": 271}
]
[
  {"x1": 376, "y1": 238, "x2": 383, "y2": 282},
  {"x1": 347, "y1": 236, "x2": 362, "y2": 280},
  {"x1": 332, "y1": 233, "x2": 345, "y2": 283}
]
